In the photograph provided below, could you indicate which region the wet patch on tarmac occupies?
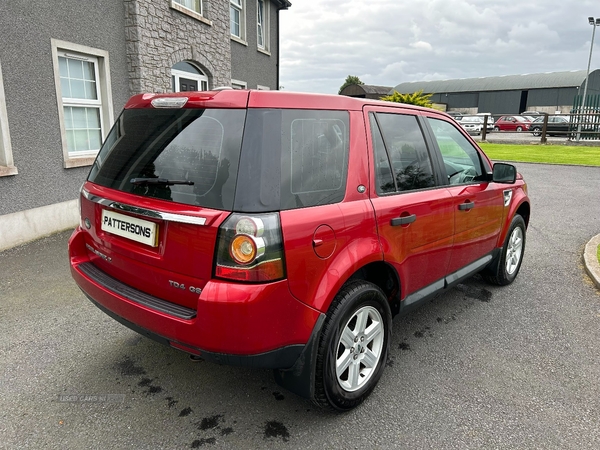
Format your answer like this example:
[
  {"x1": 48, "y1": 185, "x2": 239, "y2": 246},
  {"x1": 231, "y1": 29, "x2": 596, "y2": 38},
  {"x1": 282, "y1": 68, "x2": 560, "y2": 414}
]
[
  {"x1": 264, "y1": 420, "x2": 290, "y2": 442},
  {"x1": 456, "y1": 283, "x2": 493, "y2": 302},
  {"x1": 115, "y1": 357, "x2": 146, "y2": 376}
]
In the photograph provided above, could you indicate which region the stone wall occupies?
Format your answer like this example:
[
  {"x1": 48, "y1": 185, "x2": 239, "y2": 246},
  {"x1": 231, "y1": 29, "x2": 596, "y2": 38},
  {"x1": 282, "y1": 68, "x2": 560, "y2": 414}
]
[{"x1": 124, "y1": 0, "x2": 232, "y2": 94}]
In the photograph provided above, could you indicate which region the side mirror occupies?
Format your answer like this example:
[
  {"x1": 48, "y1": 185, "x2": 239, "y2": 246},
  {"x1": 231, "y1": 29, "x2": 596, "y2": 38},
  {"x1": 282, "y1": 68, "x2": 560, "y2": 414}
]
[{"x1": 492, "y1": 163, "x2": 516, "y2": 183}]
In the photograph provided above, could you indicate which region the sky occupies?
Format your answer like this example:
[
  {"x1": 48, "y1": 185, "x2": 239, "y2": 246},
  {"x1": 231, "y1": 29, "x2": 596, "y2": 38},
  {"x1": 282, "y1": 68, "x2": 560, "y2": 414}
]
[{"x1": 279, "y1": 0, "x2": 600, "y2": 94}]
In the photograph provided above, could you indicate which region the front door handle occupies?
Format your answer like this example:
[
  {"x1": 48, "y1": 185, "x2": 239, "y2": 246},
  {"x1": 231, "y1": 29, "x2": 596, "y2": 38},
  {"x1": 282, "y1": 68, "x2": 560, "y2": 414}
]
[
  {"x1": 391, "y1": 214, "x2": 416, "y2": 226},
  {"x1": 458, "y1": 201, "x2": 475, "y2": 211}
]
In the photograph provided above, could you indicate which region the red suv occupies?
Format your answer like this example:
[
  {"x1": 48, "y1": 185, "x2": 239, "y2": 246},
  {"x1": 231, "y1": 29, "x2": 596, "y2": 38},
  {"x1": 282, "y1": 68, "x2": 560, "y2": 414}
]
[{"x1": 69, "y1": 90, "x2": 530, "y2": 411}]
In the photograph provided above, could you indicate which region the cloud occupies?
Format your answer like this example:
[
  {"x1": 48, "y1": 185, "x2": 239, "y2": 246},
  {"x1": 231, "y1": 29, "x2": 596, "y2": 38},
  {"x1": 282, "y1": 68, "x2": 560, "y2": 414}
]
[
  {"x1": 280, "y1": 0, "x2": 599, "y2": 94},
  {"x1": 410, "y1": 41, "x2": 433, "y2": 51}
]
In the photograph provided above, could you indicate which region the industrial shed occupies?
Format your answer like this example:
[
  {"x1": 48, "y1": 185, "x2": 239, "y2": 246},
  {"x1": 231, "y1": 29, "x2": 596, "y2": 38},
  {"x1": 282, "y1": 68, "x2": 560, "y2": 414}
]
[{"x1": 391, "y1": 70, "x2": 600, "y2": 115}]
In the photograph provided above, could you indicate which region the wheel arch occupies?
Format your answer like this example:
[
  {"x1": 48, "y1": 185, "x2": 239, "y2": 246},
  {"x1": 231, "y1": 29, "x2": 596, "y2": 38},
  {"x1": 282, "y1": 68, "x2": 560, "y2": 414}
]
[
  {"x1": 497, "y1": 196, "x2": 530, "y2": 247},
  {"x1": 516, "y1": 200, "x2": 530, "y2": 228},
  {"x1": 340, "y1": 261, "x2": 401, "y2": 317}
]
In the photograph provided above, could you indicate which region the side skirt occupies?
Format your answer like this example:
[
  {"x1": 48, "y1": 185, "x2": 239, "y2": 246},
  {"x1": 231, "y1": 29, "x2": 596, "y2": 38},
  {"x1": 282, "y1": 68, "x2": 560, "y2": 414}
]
[{"x1": 399, "y1": 249, "x2": 500, "y2": 316}]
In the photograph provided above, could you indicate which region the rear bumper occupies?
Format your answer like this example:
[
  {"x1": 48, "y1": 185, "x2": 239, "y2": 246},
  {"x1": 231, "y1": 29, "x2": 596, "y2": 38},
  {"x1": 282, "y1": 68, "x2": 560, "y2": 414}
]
[{"x1": 69, "y1": 228, "x2": 322, "y2": 369}]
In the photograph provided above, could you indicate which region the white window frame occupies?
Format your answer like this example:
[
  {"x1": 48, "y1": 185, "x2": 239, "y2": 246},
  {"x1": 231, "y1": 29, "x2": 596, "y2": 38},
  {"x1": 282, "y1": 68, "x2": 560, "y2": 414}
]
[
  {"x1": 230, "y1": 0, "x2": 247, "y2": 44},
  {"x1": 256, "y1": 84, "x2": 271, "y2": 90},
  {"x1": 170, "y1": 0, "x2": 212, "y2": 26},
  {"x1": 0, "y1": 59, "x2": 17, "y2": 176},
  {"x1": 51, "y1": 39, "x2": 114, "y2": 168},
  {"x1": 172, "y1": 68, "x2": 209, "y2": 92},
  {"x1": 231, "y1": 79, "x2": 247, "y2": 90},
  {"x1": 257, "y1": 0, "x2": 270, "y2": 54}
]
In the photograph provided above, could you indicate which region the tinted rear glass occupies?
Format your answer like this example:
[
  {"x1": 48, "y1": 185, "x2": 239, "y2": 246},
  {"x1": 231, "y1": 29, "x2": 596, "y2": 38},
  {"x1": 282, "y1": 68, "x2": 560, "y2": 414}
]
[
  {"x1": 234, "y1": 109, "x2": 349, "y2": 212},
  {"x1": 89, "y1": 107, "x2": 349, "y2": 213},
  {"x1": 88, "y1": 108, "x2": 245, "y2": 210}
]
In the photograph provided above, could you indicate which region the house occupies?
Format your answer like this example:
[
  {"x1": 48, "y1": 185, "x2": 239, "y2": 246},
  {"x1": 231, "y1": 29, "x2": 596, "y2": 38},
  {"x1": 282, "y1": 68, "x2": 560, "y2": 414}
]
[
  {"x1": 391, "y1": 70, "x2": 600, "y2": 115},
  {"x1": 0, "y1": 0, "x2": 291, "y2": 251}
]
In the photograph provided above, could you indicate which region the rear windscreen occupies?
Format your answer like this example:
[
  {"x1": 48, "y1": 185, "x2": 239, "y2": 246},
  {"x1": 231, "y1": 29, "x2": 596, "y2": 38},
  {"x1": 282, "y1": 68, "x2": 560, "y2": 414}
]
[
  {"x1": 88, "y1": 108, "x2": 245, "y2": 211},
  {"x1": 88, "y1": 107, "x2": 349, "y2": 212}
]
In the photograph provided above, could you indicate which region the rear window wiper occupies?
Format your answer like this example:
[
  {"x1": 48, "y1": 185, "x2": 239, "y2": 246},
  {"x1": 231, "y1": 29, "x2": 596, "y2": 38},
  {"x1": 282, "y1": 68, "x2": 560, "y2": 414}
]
[{"x1": 130, "y1": 177, "x2": 194, "y2": 186}]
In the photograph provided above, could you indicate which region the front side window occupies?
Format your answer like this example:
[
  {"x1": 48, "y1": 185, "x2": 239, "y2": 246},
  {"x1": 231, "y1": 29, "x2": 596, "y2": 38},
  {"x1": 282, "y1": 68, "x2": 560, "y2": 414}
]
[
  {"x1": 427, "y1": 118, "x2": 485, "y2": 185},
  {"x1": 369, "y1": 112, "x2": 436, "y2": 193},
  {"x1": 257, "y1": 0, "x2": 270, "y2": 51},
  {"x1": 230, "y1": 0, "x2": 245, "y2": 40},
  {"x1": 52, "y1": 40, "x2": 113, "y2": 168}
]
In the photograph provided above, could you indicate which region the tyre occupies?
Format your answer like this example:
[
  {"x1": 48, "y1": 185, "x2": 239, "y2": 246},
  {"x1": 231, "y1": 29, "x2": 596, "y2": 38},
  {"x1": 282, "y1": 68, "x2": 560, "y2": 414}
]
[
  {"x1": 494, "y1": 126, "x2": 500, "y2": 132},
  {"x1": 531, "y1": 127, "x2": 541, "y2": 137},
  {"x1": 482, "y1": 214, "x2": 526, "y2": 286},
  {"x1": 516, "y1": 126, "x2": 523, "y2": 132},
  {"x1": 313, "y1": 280, "x2": 391, "y2": 411}
]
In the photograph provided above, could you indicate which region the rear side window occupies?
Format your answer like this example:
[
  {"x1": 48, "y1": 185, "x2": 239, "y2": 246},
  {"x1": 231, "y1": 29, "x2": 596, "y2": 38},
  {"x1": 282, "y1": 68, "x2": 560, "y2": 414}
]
[
  {"x1": 234, "y1": 109, "x2": 349, "y2": 212},
  {"x1": 88, "y1": 108, "x2": 245, "y2": 210},
  {"x1": 369, "y1": 112, "x2": 436, "y2": 194}
]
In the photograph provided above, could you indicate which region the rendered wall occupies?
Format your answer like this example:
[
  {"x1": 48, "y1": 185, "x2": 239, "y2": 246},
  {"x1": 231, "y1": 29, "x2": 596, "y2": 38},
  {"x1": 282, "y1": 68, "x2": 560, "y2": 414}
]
[
  {"x1": 230, "y1": 1, "x2": 280, "y2": 90},
  {"x1": 0, "y1": 0, "x2": 130, "y2": 217}
]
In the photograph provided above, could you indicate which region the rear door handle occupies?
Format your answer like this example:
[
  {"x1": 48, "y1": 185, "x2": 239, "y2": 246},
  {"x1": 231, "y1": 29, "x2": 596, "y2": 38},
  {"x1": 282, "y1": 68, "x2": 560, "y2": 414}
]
[
  {"x1": 390, "y1": 214, "x2": 416, "y2": 226},
  {"x1": 458, "y1": 201, "x2": 475, "y2": 211}
]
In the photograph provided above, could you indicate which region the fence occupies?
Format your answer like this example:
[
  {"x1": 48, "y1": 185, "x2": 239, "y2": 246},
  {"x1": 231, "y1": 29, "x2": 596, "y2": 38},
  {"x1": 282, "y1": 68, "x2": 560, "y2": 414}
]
[
  {"x1": 572, "y1": 94, "x2": 600, "y2": 141},
  {"x1": 469, "y1": 113, "x2": 600, "y2": 143}
]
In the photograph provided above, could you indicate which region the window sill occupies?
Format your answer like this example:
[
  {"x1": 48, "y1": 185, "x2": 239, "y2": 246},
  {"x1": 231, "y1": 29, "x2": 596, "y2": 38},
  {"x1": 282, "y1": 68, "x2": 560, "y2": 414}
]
[
  {"x1": 231, "y1": 36, "x2": 248, "y2": 46},
  {"x1": 257, "y1": 47, "x2": 271, "y2": 57},
  {"x1": 170, "y1": 2, "x2": 212, "y2": 26},
  {"x1": 64, "y1": 156, "x2": 96, "y2": 169},
  {"x1": 0, "y1": 165, "x2": 18, "y2": 177}
]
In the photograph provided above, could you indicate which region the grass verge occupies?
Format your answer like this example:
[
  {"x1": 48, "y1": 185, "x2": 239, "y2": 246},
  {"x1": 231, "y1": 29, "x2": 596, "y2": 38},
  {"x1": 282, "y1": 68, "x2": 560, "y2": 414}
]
[{"x1": 479, "y1": 143, "x2": 600, "y2": 166}]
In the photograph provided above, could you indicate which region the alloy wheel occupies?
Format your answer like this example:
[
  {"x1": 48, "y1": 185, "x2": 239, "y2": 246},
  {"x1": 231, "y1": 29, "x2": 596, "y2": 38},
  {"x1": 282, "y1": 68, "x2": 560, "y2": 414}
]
[
  {"x1": 335, "y1": 305, "x2": 384, "y2": 392},
  {"x1": 505, "y1": 226, "x2": 524, "y2": 275}
]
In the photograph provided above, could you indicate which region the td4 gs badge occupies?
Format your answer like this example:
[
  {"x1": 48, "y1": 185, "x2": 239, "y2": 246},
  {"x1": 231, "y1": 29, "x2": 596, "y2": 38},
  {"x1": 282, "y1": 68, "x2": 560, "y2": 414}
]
[{"x1": 169, "y1": 280, "x2": 202, "y2": 294}]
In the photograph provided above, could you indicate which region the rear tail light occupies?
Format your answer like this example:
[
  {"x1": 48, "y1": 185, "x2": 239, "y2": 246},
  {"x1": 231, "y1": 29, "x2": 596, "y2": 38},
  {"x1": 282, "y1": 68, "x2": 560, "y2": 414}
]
[{"x1": 215, "y1": 213, "x2": 285, "y2": 282}]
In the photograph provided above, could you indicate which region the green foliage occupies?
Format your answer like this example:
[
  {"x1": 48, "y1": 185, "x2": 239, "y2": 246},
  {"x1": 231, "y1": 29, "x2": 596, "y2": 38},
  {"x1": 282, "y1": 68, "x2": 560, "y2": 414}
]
[
  {"x1": 338, "y1": 75, "x2": 364, "y2": 95},
  {"x1": 381, "y1": 90, "x2": 434, "y2": 108}
]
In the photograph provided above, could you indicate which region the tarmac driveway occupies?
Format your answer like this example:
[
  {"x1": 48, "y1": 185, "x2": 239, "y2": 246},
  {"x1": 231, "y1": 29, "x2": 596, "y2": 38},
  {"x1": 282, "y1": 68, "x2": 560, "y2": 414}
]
[{"x1": 1, "y1": 162, "x2": 600, "y2": 449}]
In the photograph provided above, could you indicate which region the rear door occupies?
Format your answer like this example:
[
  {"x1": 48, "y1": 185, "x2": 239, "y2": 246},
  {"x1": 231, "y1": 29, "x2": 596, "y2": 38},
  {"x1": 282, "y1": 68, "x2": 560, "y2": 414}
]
[{"x1": 365, "y1": 107, "x2": 455, "y2": 299}]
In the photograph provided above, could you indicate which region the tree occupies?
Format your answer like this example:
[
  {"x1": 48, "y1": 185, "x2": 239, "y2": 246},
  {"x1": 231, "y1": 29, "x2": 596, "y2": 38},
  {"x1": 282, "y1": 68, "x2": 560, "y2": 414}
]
[
  {"x1": 338, "y1": 75, "x2": 364, "y2": 95},
  {"x1": 380, "y1": 90, "x2": 434, "y2": 108}
]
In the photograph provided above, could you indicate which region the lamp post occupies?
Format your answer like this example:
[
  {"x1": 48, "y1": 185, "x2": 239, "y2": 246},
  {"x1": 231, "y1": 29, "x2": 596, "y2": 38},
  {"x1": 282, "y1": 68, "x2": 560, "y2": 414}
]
[{"x1": 576, "y1": 17, "x2": 600, "y2": 142}]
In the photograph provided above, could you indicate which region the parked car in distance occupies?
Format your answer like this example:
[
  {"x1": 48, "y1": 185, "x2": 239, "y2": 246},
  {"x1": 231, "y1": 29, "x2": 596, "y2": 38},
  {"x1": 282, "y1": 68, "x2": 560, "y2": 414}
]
[
  {"x1": 494, "y1": 115, "x2": 532, "y2": 132},
  {"x1": 446, "y1": 111, "x2": 463, "y2": 121},
  {"x1": 521, "y1": 111, "x2": 545, "y2": 122},
  {"x1": 529, "y1": 115, "x2": 571, "y2": 137},
  {"x1": 458, "y1": 115, "x2": 493, "y2": 134},
  {"x1": 69, "y1": 90, "x2": 530, "y2": 411}
]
